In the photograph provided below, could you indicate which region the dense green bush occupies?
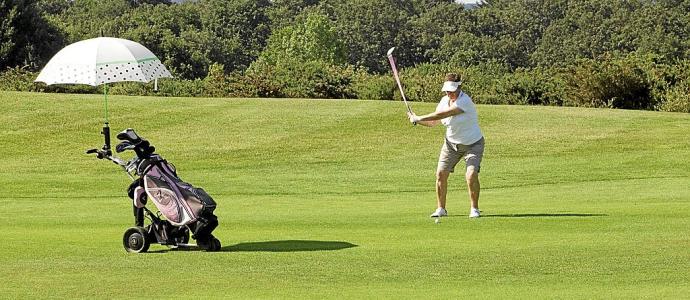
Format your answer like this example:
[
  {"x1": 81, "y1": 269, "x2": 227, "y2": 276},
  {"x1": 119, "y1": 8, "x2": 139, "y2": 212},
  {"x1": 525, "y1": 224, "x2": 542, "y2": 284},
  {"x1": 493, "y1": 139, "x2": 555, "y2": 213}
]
[
  {"x1": 0, "y1": 67, "x2": 41, "y2": 92},
  {"x1": 246, "y1": 59, "x2": 357, "y2": 99},
  {"x1": 110, "y1": 78, "x2": 205, "y2": 97},
  {"x1": 460, "y1": 61, "x2": 511, "y2": 105},
  {"x1": 493, "y1": 68, "x2": 566, "y2": 106},
  {"x1": 351, "y1": 72, "x2": 393, "y2": 101},
  {"x1": 659, "y1": 81, "x2": 690, "y2": 113},
  {"x1": 201, "y1": 63, "x2": 229, "y2": 97},
  {"x1": 562, "y1": 53, "x2": 660, "y2": 110},
  {"x1": 655, "y1": 60, "x2": 690, "y2": 113}
]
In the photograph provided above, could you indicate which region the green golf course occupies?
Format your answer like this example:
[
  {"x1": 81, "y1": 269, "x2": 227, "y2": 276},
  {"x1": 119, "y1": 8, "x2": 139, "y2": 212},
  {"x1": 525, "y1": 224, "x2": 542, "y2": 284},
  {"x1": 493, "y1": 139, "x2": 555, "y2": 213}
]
[{"x1": 0, "y1": 91, "x2": 688, "y2": 298}]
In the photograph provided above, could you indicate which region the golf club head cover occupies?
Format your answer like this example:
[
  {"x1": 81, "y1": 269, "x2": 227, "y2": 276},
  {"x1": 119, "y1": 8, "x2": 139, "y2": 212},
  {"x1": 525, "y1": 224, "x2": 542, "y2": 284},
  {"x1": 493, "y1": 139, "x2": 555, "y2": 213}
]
[
  {"x1": 134, "y1": 140, "x2": 155, "y2": 158},
  {"x1": 116, "y1": 128, "x2": 142, "y2": 144},
  {"x1": 127, "y1": 178, "x2": 143, "y2": 199},
  {"x1": 116, "y1": 128, "x2": 156, "y2": 158},
  {"x1": 133, "y1": 186, "x2": 146, "y2": 209}
]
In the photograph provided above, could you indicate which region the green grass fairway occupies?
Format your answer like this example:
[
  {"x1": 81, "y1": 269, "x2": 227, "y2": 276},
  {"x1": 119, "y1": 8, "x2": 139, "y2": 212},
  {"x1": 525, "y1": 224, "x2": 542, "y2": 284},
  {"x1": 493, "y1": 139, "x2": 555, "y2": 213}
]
[{"x1": 1, "y1": 91, "x2": 688, "y2": 298}]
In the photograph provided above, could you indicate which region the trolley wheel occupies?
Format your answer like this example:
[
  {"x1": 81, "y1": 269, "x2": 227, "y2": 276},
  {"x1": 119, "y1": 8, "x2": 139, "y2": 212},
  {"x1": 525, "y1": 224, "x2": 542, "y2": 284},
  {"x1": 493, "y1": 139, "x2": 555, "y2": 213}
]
[
  {"x1": 196, "y1": 234, "x2": 221, "y2": 251},
  {"x1": 170, "y1": 227, "x2": 190, "y2": 247},
  {"x1": 123, "y1": 226, "x2": 150, "y2": 253},
  {"x1": 209, "y1": 236, "x2": 221, "y2": 252},
  {"x1": 178, "y1": 227, "x2": 190, "y2": 244}
]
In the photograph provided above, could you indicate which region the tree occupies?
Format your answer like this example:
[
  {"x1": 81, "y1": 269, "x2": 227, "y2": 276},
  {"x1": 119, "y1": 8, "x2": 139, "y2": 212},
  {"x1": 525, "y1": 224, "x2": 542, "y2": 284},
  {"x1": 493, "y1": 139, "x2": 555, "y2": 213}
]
[
  {"x1": 406, "y1": 2, "x2": 467, "y2": 65},
  {"x1": 1, "y1": 0, "x2": 64, "y2": 70},
  {"x1": 266, "y1": 0, "x2": 322, "y2": 29},
  {"x1": 116, "y1": 2, "x2": 208, "y2": 78},
  {"x1": 620, "y1": 2, "x2": 690, "y2": 63},
  {"x1": 324, "y1": 0, "x2": 416, "y2": 73},
  {"x1": 257, "y1": 11, "x2": 346, "y2": 66},
  {"x1": 114, "y1": 0, "x2": 273, "y2": 79},
  {"x1": 45, "y1": 0, "x2": 133, "y2": 42},
  {"x1": 531, "y1": 1, "x2": 639, "y2": 67},
  {"x1": 247, "y1": 10, "x2": 352, "y2": 99},
  {"x1": 128, "y1": 0, "x2": 172, "y2": 6},
  {"x1": 430, "y1": 0, "x2": 568, "y2": 69},
  {"x1": 1, "y1": 0, "x2": 19, "y2": 67},
  {"x1": 198, "y1": 0, "x2": 272, "y2": 72}
]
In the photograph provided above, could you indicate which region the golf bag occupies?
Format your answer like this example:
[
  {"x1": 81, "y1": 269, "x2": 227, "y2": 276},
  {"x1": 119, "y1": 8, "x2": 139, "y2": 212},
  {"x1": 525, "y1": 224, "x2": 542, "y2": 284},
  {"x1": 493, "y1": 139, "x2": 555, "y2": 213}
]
[{"x1": 88, "y1": 128, "x2": 221, "y2": 252}]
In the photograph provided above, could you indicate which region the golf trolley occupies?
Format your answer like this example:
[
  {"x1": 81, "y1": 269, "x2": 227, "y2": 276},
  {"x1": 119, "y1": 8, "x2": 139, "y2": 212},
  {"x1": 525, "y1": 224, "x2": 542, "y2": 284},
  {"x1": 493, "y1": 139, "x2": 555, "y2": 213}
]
[{"x1": 87, "y1": 128, "x2": 221, "y2": 252}]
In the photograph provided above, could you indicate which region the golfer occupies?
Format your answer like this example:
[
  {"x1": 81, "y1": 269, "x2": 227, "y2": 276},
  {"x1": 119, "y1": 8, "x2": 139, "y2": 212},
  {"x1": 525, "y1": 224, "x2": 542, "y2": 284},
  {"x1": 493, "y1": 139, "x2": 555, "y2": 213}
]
[{"x1": 407, "y1": 73, "x2": 485, "y2": 218}]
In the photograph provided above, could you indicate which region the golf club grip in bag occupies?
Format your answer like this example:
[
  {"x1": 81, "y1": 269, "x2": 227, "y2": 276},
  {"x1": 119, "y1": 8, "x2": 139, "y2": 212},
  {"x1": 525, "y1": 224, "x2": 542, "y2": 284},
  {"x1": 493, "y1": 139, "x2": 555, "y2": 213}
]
[{"x1": 139, "y1": 156, "x2": 216, "y2": 226}]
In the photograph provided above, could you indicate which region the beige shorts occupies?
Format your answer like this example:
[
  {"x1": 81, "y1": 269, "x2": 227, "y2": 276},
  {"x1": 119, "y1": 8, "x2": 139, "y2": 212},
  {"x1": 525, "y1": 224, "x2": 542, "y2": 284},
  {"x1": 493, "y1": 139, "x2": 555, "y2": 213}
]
[{"x1": 437, "y1": 137, "x2": 485, "y2": 173}]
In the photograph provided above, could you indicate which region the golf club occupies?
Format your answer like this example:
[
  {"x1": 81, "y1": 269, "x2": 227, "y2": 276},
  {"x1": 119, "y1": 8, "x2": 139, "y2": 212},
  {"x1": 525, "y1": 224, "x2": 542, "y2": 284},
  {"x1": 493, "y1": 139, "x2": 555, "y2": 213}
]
[{"x1": 386, "y1": 47, "x2": 415, "y2": 125}]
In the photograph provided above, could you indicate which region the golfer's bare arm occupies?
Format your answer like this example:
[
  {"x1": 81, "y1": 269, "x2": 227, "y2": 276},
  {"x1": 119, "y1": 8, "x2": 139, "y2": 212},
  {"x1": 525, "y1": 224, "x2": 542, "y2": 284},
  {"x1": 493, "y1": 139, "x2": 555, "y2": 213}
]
[{"x1": 415, "y1": 107, "x2": 463, "y2": 127}]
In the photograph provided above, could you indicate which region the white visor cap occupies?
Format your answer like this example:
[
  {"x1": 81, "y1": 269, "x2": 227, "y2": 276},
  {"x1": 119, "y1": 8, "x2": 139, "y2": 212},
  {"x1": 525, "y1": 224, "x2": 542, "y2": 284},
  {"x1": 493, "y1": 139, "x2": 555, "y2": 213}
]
[{"x1": 441, "y1": 81, "x2": 460, "y2": 92}]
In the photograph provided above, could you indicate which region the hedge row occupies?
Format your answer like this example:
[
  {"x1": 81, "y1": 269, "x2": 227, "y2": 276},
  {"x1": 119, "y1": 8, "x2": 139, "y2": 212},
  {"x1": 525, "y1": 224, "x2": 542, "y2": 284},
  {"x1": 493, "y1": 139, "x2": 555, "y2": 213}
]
[{"x1": 2, "y1": 53, "x2": 690, "y2": 113}]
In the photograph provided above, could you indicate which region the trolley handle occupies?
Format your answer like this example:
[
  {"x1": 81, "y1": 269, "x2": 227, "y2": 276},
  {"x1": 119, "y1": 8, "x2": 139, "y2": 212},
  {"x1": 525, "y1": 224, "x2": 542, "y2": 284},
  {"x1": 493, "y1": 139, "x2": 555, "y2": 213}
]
[{"x1": 86, "y1": 148, "x2": 127, "y2": 166}]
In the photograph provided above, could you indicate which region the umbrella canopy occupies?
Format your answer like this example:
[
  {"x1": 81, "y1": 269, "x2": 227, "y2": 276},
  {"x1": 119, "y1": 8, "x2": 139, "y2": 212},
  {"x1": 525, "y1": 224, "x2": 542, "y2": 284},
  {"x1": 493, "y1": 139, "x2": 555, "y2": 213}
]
[{"x1": 35, "y1": 37, "x2": 172, "y2": 86}]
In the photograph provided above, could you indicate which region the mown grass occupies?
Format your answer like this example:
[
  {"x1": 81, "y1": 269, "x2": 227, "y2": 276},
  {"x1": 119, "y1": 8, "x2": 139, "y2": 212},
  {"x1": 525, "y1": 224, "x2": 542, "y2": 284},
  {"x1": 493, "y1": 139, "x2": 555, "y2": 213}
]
[{"x1": 0, "y1": 91, "x2": 688, "y2": 299}]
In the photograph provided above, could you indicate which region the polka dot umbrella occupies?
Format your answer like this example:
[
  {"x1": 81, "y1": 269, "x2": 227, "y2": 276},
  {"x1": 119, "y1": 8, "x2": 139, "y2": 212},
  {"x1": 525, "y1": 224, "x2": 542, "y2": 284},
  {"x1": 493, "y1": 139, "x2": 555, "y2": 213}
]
[{"x1": 35, "y1": 37, "x2": 173, "y2": 155}]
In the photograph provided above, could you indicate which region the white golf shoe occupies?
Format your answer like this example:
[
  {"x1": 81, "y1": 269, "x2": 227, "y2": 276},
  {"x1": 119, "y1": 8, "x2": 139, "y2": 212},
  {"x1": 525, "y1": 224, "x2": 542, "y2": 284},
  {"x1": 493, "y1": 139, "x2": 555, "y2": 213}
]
[
  {"x1": 469, "y1": 208, "x2": 481, "y2": 218},
  {"x1": 430, "y1": 207, "x2": 448, "y2": 218}
]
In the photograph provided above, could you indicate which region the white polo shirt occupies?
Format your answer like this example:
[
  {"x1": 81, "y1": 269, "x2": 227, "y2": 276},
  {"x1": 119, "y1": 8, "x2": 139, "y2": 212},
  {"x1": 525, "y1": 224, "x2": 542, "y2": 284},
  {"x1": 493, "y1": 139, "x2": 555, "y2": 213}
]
[{"x1": 436, "y1": 92, "x2": 483, "y2": 145}]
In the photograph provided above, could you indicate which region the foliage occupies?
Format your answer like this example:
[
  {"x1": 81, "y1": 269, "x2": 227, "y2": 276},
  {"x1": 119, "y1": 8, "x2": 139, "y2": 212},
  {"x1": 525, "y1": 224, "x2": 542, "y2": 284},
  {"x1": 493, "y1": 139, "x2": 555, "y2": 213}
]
[
  {"x1": 202, "y1": 63, "x2": 230, "y2": 98},
  {"x1": 44, "y1": 0, "x2": 132, "y2": 42},
  {"x1": 42, "y1": 0, "x2": 271, "y2": 79},
  {"x1": 4, "y1": 0, "x2": 690, "y2": 112},
  {"x1": 198, "y1": 0, "x2": 272, "y2": 73},
  {"x1": 0, "y1": 0, "x2": 18, "y2": 66},
  {"x1": 388, "y1": 63, "x2": 456, "y2": 103},
  {"x1": 246, "y1": 59, "x2": 357, "y2": 99},
  {"x1": 324, "y1": 0, "x2": 417, "y2": 73},
  {"x1": 492, "y1": 67, "x2": 566, "y2": 106},
  {"x1": 258, "y1": 11, "x2": 346, "y2": 66},
  {"x1": 656, "y1": 60, "x2": 690, "y2": 113},
  {"x1": 350, "y1": 72, "x2": 394, "y2": 101},
  {"x1": 562, "y1": 53, "x2": 661, "y2": 110},
  {"x1": 265, "y1": 0, "x2": 322, "y2": 29},
  {"x1": 114, "y1": 3, "x2": 205, "y2": 79},
  {"x1": 659, "y1": 81, "x2": 690, "y2": 113},
  {"x1": 0, "y1": 66, "x2": 39, "y2": 91},
  {"x1": 0, "y1": 0, "x2": 64, "y2": 70},
  {"x1": 406, "y1": 2, "x2": 467, "y2": 65},
  {"x1": 247, "y1": 9, "x2": 353, "y2": 99}
]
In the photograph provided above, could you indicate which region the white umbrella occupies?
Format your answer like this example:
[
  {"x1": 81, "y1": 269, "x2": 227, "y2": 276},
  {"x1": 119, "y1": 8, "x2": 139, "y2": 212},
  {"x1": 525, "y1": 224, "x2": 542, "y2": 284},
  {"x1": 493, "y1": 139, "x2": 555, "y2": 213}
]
[
  {"x1": 36, "y1": 37, "x2": 172, "y2": 86},
  {"x1": 35, "y1": 37, "x2": 173, "y2": 155}
]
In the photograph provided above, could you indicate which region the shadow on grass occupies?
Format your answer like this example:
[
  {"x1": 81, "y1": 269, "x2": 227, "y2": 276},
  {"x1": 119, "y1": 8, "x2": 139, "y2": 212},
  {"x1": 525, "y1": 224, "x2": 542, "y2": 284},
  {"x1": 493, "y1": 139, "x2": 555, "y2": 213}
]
[
  {"x1": 134, "y1": 240, "x2": 358, "y2": 254},
  {"x1": 482, "y1": 213, "x2": 608, "y2": 218},
  {"x1": 221, "y1": 240, "x2": 358, "y2": 252},
  {"x1": 145, "y1": 246, "x2": 202, "y2": 253}
]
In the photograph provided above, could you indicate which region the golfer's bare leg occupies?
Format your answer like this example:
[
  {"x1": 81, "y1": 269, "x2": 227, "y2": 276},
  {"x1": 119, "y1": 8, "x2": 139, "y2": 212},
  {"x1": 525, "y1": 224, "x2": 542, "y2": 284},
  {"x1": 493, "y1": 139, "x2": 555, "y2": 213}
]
[
  {"x1": 465, "y1": 167, "x2": 480, "y2": 209},
  {"x1": 436, "y1": 170, "x2": 450, "y2": 209}
]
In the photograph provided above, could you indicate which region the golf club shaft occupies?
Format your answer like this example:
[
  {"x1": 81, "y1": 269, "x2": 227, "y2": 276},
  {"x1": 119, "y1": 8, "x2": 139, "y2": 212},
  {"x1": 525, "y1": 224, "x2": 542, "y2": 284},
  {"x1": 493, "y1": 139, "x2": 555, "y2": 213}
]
[{"x1": 387, "y1": 55, "x2": 413, "y2": 114}]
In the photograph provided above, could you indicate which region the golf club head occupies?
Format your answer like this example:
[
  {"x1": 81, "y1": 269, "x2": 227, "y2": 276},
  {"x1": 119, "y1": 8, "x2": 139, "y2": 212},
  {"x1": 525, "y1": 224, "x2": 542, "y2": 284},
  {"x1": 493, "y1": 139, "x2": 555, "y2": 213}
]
[
  {"x1": 387, "y1": 47, "x2": 395, "y2": 57},
  {"x1": 115, "y1": 141, "x2": 135, "y2": 153}
]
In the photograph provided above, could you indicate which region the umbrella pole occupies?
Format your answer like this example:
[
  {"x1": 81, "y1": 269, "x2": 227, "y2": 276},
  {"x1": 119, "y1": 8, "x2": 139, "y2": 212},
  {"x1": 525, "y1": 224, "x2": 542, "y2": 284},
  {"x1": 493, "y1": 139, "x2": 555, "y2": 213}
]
[
  {"x1": 101, "y1": 83, "x2": 112, "y2": 156},
  {"x1": 104, "y1": 83, "x2": 109, "y2": 123}
]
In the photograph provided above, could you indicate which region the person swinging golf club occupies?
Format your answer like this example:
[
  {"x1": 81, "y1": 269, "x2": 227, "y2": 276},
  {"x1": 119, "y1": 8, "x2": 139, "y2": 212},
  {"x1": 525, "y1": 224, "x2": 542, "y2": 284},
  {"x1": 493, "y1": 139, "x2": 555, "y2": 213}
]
[{"x1": 407, "y1": 73, "x2": 485, "y2": 218}]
